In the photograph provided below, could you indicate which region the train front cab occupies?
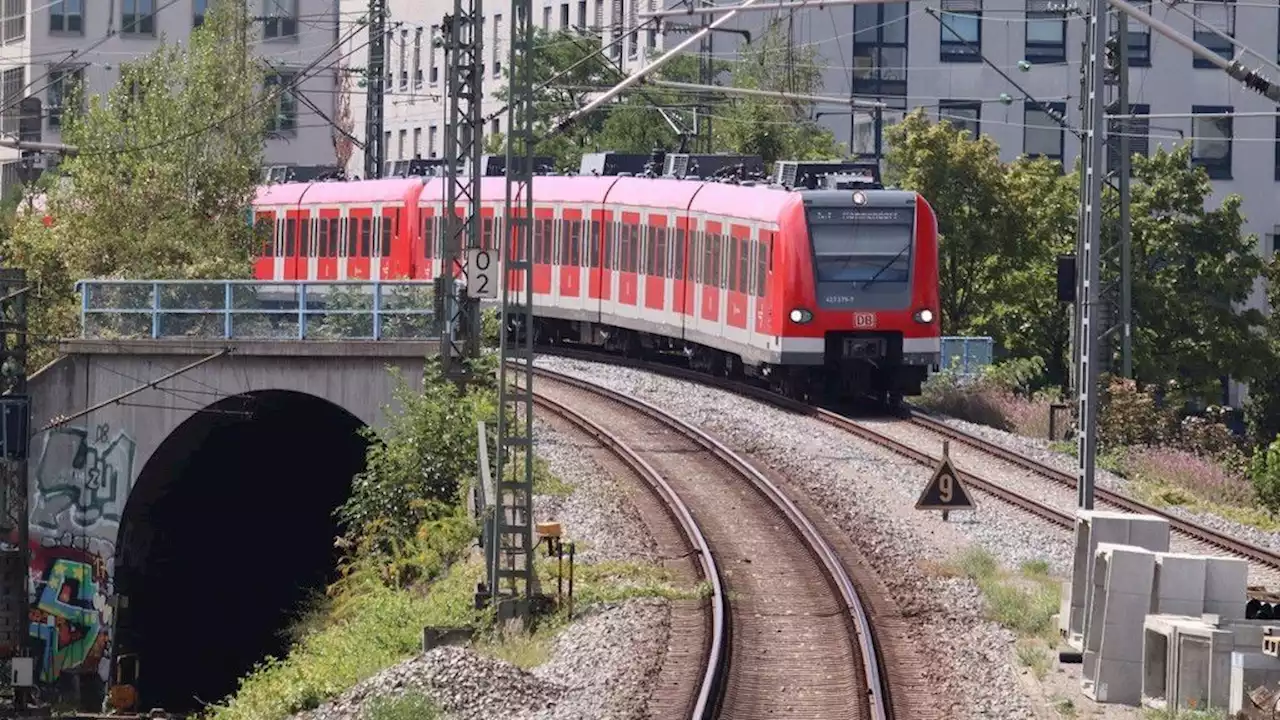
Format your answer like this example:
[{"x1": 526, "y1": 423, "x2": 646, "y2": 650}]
[{"x1": 790, "y1": 188, "x2": 940, "y2": 402}]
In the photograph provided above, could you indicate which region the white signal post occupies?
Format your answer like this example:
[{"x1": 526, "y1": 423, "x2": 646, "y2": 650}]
[{"x1": 466, "y1": 248, "x2": 498, "y2": 300}]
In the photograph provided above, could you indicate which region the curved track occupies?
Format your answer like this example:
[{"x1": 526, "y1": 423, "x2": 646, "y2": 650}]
[
  {"x1": 524, "y1": 362, "x2": 893, "y2": 719},
  {"x1": 533, "y1": 346, "x2": 1280, "y2": 580}
]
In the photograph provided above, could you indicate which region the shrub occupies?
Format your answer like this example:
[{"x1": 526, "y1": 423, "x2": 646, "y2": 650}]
[
  {"x1": 918, "y1": 367, "x2": 1012, "y2": 430},
  {"x1": 918, "y1": 357, "x2": 1058, "y2": 436},
  {"x1": 1125, "y1": 445, "x2": 1255, "y2": 508},
  {"x1": 1176, "y1": 406, "x2": 1240, "y2": 460},
  {"x1": 1099, "y1": 376, "x2": 1178, "y2": 448},
  {"x1": 1251, "y1": 438, "x2": 1280, "y2": 516}
]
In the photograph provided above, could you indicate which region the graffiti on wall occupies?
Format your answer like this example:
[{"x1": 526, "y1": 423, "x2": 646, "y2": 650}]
[
  {"x1": 27, "y1": 422, "x2": 135, "y2": 684},
  {"x1": 32, "y1": 423, "x2": 136, "y2": 532},
  {"x1": 28, "y1": 545, "x2": 112, "y2": 683}
]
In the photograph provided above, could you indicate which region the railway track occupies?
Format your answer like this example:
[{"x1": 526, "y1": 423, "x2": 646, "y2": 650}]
[
  {"x1": 524, "y1": 363, "x2": 895, "y2": 719},
  {"x1": 533, "y1": 346, "x2": 1280, "y2": 580}
]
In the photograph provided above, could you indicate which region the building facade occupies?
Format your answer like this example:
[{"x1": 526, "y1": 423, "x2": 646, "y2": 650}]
[{"x1": 0, "y1": 0, "x2": 343, "y2": 195}]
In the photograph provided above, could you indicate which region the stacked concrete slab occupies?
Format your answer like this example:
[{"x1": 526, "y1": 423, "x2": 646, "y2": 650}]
[
  {"x1": 1230, "y1": 636, "x2": 1280, "y2": 715},
  {"x1": 1141, "y1": 615, "x2": 1280, "y2": 712},
  {"x1": 1060, "y1": 511, "x2": 1171, "y2": 651},
  {"x1": 1082, "y1": 543, "x2": 1157, "y2": 704}
]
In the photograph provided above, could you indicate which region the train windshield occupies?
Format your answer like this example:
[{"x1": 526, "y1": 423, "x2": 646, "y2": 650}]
[{"x1": 807, "y1": 207, "x2": 914, "y2": 284}]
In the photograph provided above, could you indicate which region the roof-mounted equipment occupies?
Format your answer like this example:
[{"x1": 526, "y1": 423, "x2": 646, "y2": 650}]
[
  {"x1": 774, "y1": 160, "x2": 883, "y2": 190},
  {"x1": 663, "y1": 153, "x2": 764, "y2": 180}
]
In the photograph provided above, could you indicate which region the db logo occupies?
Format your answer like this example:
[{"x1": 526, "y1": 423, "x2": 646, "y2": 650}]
[{"x1": 853, "y1": 312, "x2": 877, "y2": 329}]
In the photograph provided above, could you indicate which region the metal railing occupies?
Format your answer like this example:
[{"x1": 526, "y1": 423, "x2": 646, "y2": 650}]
[
  {"x1": 77, "y1": 280, "x2": 440, "y2": 341},
  {"x1": 940, "y1": 336, "x2": 995, "y2": 375}
]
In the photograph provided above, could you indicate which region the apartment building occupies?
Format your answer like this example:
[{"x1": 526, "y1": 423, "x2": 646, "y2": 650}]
[
  {"x1": 0, "y1": 0, "x2": 343, "y2": 195},
  {"x1": 338, "y1": 0, "x2": 660, "y2": 177}
]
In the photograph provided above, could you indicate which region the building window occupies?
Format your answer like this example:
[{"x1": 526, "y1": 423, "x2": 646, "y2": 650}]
[
  {"x1": 1025, "y1": 0, "x2": 1064, "y2": 63},
  {"x1": 413, "y1": 127, "x2": 421, "y2": 157},
  {"x1": 1024, "y1": 101, "x2": 1066, "y2": 162},
  {"x1": 193, "y1": 0, "x2": 206, "y2": 26},
  {"x1": 413, "y1": 28, "x2": 423, "y2": 87},
  {"x1": 939, "y1": 100, "x2": 980, "y2": 139},
  {"x1": 493, "y1": 15, "x2": 502, "y2": 76},
  {"x1": 47, "y1": 67, "x2": 83, "y2": 127},
  {"x1": 430, "y1": 25, "x2": 440, "y2": 83},
  {"x1": 610, "y1": 0, "x2": 622, "y2": 59},
  {"x1": 542, "y1": 5, "x2": 551, "y2": 28},
  {"x1": 1107, "y1": 103, "x2": 1149, "y2": 175},
  {"x1": 577, "y1": 0, "x2": 586, "y2": 26},
  {"x1": 265, "y1": 71, "x2": 298, "y2": 133},
  {"x1": 50, "y1": 0, "x2": 82, "y2": 33},
  {"x1": 940, "y1": 0, "x2": 981, "y2": 62},
  {"x1": 1124, "y1": 1, "x2": 1151, "y2": 67},
  {"x1": 122, "y1": 0, "x2": 155, "y2": 34},
  {"x1": 398, "y1": 28, "x2": 408, "y2": 89},
  {"x1": 560, "y1": 3, "x2": 569, "y2": 27},
  {"x1": 853, "y1": 1, "x2": 908, "y2": 98},
  {"x1": 428, "y1": 124, "x2": 438, "y2": 157},
  {"x1": 1, "y1": 68, "x2": 22, "y2": 135},
  {"x1": 1193, "y1": 0, "x2": 1233, "y2": 67},
  {"x1": 1192, "y1": 105, "x2": 1232, "y2": 179},
  {"x1": 2, "y1": 0, "x2": 24, "y2": 44},
  {"x1": 263, "y1": 0, "x2": 298, "y2": 39},
  {"x1": 397, "y1": 129, "x2": 407, "y2": 160}
]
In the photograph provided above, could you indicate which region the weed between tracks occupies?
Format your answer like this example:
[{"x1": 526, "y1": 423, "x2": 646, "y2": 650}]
[{"x1": 938, "y1": 548, "x2": 1060, "y2": 680}]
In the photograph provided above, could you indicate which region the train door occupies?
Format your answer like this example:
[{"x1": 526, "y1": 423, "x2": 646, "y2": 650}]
[
  {"x1": 644, "y1": 212, "x2": 667, "y2": 314},
  {"x1": 345, "y1": 208, "x2": 374, "y2": 280},
  {"x1": 617, "y1": 210, "x2": 641, "y2": 319},
  {"x1": 283, "y1": 208, "x2": 305, "y2": 280},
  {"x1": 253, "y1": 210, "x2": 275, "y2": 280},
  {"x1": 317, "y1": 208, "x2": 340, "y2": 280},
  {"x1": 532, "y1": 206, "x2": 555, "y2": 297},
  {"x1": 380, "y1": 205, "x2": 406, "y2": 279},
  {"x1": 588, "y1": 208, "x2": 612, "y2": 306},
  {"x1": 725, "y1": 223, "x2": 751, "y2": 340},
  {"x1": 505, "y1": 203, "x2": 524, "y2": 293},
  {"x1": 417, "y1": 205, "x2": 437, "y2": 279},
  {"x1": 756, "y1": 230, "x2": 774, "y2": 339},
  {"x1": 559, "y1": 208, "x2": 584, "y2": 307},
  {"x1": 700, "y1": 220, "x2": 723, "y2": 331},
  {"x1": 298, "y1": 212, "x2": 315, "y2": 281}
]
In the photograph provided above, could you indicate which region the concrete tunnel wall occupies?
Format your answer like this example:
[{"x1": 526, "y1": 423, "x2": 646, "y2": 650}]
[{"x1": 21, "y1": 339, "x2": 435, "y2": 687}]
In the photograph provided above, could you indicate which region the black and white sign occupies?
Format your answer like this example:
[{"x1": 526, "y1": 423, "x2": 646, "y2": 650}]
[{"x1": 466, "y1": 248, "x2": 498, "y2": 299}]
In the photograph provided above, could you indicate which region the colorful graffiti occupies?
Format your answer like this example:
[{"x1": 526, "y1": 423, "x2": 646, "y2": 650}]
[
  {"x1": 28, "y1": 545, "x2": 112, "y2": 684},
  {"x1": 32, "y1": 423, "x2": 137, "y2": 531},
  {"x1": 26, "y1": 422, "x2": 136, "y2": 685}
]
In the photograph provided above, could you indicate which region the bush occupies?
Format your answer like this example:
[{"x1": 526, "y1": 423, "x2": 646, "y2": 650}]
[
  {"x1": 1251, "y1": 438, "x2": 1280, "y2": 516},
  {"x1": 918, "y1": 357, "x2": 1057, "y2": 436},
  {"x1": 1098, "y1": 376, "x2": 1178, "y2": 448},
  {"x1": 1124, "y1": 446, "x2": 1255, "y2": 508}
]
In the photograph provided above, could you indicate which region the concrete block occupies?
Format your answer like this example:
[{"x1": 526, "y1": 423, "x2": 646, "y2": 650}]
[
  {"x1": 1205, "y1": 556, "x2": 1249, "y2": 605},
  {"x1": 1153, "y1": 554, "x2": 1208, "y2": 607},
  {"x1": 1230, "y1": 651, "x2": 1280, "y2": 715},
  {"x1": 1062, "y1": 512, "x2": 1171, "y2": 649},
  {"x1": 1206, "y1": 599, "x2": 1247, "y2": 622},
  {"x1": 1083, "y1": 658, "x2": 1144, "y2": 704},
  {"x1": 1177, "y1": 633, "x2": 1234, "y2": 709}
]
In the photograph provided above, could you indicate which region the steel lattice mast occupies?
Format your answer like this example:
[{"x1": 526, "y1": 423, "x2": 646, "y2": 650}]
[
  {"x1": 363, "y1": 0, "x2": 386, "y2": 180},
  {"x1": 440, "y1": 0, "x2": 484, "y2": 384},
  {"x1": 492, "y1": 0, "x2": 537, "y2": 622}
]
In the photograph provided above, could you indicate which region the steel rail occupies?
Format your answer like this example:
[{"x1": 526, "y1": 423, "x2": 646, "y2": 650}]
[
  {"x1": 523, "y1": 375, "x2": 728, "y2": 719},
  {"x1": 524, "y1": 360, "x2": 892, "y2": 720},
  {"x1": 534, "y1": 346, "x2": 1280, "y2": 574}
]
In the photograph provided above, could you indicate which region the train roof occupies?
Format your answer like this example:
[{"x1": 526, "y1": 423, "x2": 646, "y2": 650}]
[{"x1": 253, "y1": 175, "x2": 919, "y2": 223}]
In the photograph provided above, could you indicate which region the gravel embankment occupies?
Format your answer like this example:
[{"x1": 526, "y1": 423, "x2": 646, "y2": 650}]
[
  {"x1": 534, "y1": 356, "x2": 1073, "y2": 719},
  {"x1": 920, "y1": 413, "x2": 1280, "y2": 569},
  {"x1": 294, "y1": 415, "x2": 672, "y2": 720}
]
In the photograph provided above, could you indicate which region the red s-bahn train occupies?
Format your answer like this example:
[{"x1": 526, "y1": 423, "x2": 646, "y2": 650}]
[{"x1": 250, "y1": 172, "x2": 940, "y2": 402}]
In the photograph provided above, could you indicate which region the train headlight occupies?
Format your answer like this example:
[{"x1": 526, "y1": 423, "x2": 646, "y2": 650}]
[
  {"x1": 852, "y1": 191, "x2": 867, "y2": 206},
  {"x1": 789, "y1": 308, "x2": 814, "y2": 324},
  {"x1": 914, "y1": 308, "x2": 935, "y2": 324}
]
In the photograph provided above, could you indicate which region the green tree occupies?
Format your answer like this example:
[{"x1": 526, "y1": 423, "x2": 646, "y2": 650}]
[
  {"x1": 4, "y1": 0, "x2": 270, "y2": 366},
  {"x1": 883, "y1": 109, "x2": 1021, "y2": 333},
  {"x1": 1121, "y1": 147, "x2": 1268, "y2": 397},
  {"x1": 970, "y1": 156, "x2": 1076, "y2": 384},
  {"x1": 711, "y1": 21, "x2": 844, "y2": 165},
  {"x1": 1245, "y1": 256, "x2": 1280, "y2": 448}
]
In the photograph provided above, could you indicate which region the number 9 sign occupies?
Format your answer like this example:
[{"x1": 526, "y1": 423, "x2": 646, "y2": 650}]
[{"x1": 466, "y1": 248, "x2": 498, "y2": 299}]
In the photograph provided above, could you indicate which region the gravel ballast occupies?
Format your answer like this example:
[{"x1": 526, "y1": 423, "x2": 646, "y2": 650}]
[
  {"x1": 533, "y1": 356, "x2": 1092, "y2": 719},
  {"x1": 292, "y1": 414, "x2": 673, "y2": 720}
]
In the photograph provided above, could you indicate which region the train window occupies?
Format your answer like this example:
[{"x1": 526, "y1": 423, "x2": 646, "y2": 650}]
[
  {"x1": 729, "y1": 236, "x2": 741, "y2": 292},
  {"x1": 380, "y1": 216, "x2": 393, "y2": 257},
  {"x1": 532, "y1": 219, "x2": 544, "y2": 263},
  {"x1": 652, "y1": 226, "x2": 668, "y2": 279},
  {"x1": 616, "y1": 223, "x2": 627, "y2": 272},
  {"x1": 300, "y1": 218, "x2": 312, "y2": 257},
  {"x1": 343, "y1": 218, "x2": 356, "y2": 257},
  {"x1": 567, "y1": 220, "x2": 581, "y2": 266},
  {"x1": 328, "y1": 218, "x2": 341, "y2": 256},
  {"x1": 737, "y1": 236, "x2": 749, "y2": 294},
  {"x1": 285, "y1": 217, "x2": 297, "y2": 258},
  {"x1": 588, "y1": 221, "x2": 600, "y2": 268},
  {"x1": 630, "y1": 223, "x2": 641, "y2": 272},
  {"x1": 755, "y1": 239, "x2": 767, "y2": 298},
  {"x1": 674, "y1": 228, "x2": 686, "y2": 279},
  {"x1": 482, "y1": 217, "x2": 494, "y2": 250},
  {"x1": 421, "y1": 216, "x2": 433, "y2": 258},
  {"x1": 317, "y1": 220, "x2": 329, "y2": 258},
  {"x1": 691, "y1": 230, "x2": 701, "y2": 283},
  {"x1": 359, "y1": 218, "x2": 371, "y2": 257},
  {"x1": 701, "y1": 233, "x2": 713, "y2": 286},
  {"x1": 542, "y1": 219, "x2": 555, "y2": 265},
  {"x1": 713, "y1": 233, "x2": 725, "y2": 289},
  {"x1": 256, "y1": 216, "x2": 273, "y2": 256}
]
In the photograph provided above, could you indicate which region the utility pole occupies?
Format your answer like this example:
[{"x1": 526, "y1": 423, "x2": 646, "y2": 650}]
[
  {"x1": 1115, "y1": 12, "x2": 1133, "y2": 379},
  {"x1": 363, "y1": 0, "x2": 387, "y2": 179},
  {"x1": 491, "y1": 0, "x2": 536, "y2": 623},
  {"x1": 440, "y1": 0, "x2": 484, "y2": 388},
  {"x1": 697, "y1": 0, "x2": 714, "y2": 152},
  {"x1": 0, "y1": 270, "x2": 29, "y2": 685},
  {"x1": 1074, "y1": 0, "x2": 1108, "y2": 511}
]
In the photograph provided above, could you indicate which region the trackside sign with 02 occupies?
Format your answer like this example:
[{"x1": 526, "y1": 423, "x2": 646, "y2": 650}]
[{"x1": 466, "y1": 248, "x2": 498, "y2": 299}]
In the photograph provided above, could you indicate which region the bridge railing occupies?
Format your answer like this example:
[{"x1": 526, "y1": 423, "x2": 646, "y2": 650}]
[{"x1": 77, "y1": 280, "x2": 440, "y2": 340}]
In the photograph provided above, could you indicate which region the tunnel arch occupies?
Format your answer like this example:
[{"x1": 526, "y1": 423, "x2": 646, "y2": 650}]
[{"x1": 110, "y1": 390, "x2": 370, "y2": 712}]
